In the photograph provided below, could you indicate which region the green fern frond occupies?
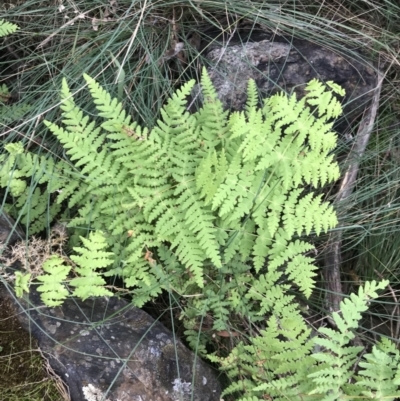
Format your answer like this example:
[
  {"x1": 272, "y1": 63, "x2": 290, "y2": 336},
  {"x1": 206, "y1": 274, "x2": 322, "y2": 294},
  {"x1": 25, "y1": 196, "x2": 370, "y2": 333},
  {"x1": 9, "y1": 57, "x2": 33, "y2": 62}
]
[
  {"x1": 219, "y1": 281, "x2": 391, "y2": 401},
  {"x1": 245, "y1": 79, "x2": 259, "y2": 118},
  {"x1": 17, "y1": 187, "x2": 61, "y2": 234},
  {"x1": 219, "y1": 312, "x2": 316, "y2": 401},
  {"x1": 196, "y1": 66, "x2": 230, "y2": 150},
  {"x1": 308, "y1": 280, "x2": 389, "y2": 400},
  {"x1": 305, "y1": 79, "x2": 345, "y2": 120},
  {"x1": 69, "y1": 231, "x2": 114, "y2": 300},
  {"x1": 1, "y1": 70, "x2": 357, "y2": 401},
  {"x1": 0, "y1": 83, "x2": 9, "y2": 102},
  {"x1": 0, "y1": 83, "x2": 31, "y2": 123},
  {"x1": 0, "y1": 103, "x2": 31, "y2": 123},
  {"x1": 42, "y1": 71, "x2": 342, "y2": 299},
  {"x1": 83, "y1": 73, "x2": 131, "y2": 126},
  {"x1": 0, "y1": 142, "x2": 67, "y2": 233},
  {"x1": 355, "y1": 338, "x2": 400, "y2": 400},
  {"x1": 183, "y1": 327, "x2": 208, "y2": 356},
  {"x1": 15, "y1": 272, "x2": 31, "y2": 298},
  {"x1": 211, "y1": 152, "x2": 242, "y2": 213},
  {"x1": 152, "y1": 78, "x2": 196, "y2": 146},
  {"x1": 196, "y1": 149, "x2": 229, "y2": 205},
  {"x1": 0, "y1": 19, "x2": 18, "y2": 38}
]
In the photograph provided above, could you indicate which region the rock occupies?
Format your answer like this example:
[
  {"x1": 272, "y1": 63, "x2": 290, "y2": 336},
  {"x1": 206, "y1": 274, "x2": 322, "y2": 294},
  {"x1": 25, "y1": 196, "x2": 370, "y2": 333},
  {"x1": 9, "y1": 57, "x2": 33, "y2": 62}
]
[
  {"x1": 0, "y1": 210, "x2": 24, "y2": 246},
  {"x1": 190, "y1": 33, "x2": 377, "y2": 135},
  {"x1": 0, "y1": 281, "x2": 221, "y2": 401},
  {"x1": 0, "y1": 222, "x2": 220, "y2": 401}
]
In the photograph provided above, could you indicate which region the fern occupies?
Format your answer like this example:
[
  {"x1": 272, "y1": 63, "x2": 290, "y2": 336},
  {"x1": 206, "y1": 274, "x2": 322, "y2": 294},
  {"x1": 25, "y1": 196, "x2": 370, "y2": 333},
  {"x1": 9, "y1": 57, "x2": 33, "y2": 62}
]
[
  {"x1": 0, "y1": 142, "x2": 64, "y2": 234},
  {"x1": 217, "y1": 280, "x2": 391, "y2": 401},
  {"x1": 3, "y1": 70, "x2": 342, "y2": 298},
  {"x1": 355, "y1": 337, "x2": 400, "y2": 400},
  {"x1": 34, "y1": 232, "x2": 114, "y2": 305},
  {"x1": 0, "y1": 19, "x2": 18, "y2": 38},
  {"x1": 1, "y1": 69, "x2": 344, "y2": 320},
  {"x1": 36, "y1": 256, "x2": 71, "y2": 307},
  {"x1": 4, "y1": 68, "x2": 384, "y2": 398},
  {"x1": 0, "y1": 83, "x2": 31, "y2": 123},
  {"x1": 308, "y1": 280, "x2": 390, "y2": 401},
  {"x1": 14, "y1": 271, "x2": 31, "y2": 298},
  {"x1": 69, "y1": 231, "x2": 114, "y2": 300}
]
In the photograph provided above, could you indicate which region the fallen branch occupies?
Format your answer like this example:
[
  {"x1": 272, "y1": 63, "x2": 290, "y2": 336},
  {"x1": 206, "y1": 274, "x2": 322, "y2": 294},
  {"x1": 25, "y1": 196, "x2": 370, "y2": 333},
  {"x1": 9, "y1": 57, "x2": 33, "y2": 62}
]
[{"x1": 323, "y1": 70, "x2": 385, "y2": 318}]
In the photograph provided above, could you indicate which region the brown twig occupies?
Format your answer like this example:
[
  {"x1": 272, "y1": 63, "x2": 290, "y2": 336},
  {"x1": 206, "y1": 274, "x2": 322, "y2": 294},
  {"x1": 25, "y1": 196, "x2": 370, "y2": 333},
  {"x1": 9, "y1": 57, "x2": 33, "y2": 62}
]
[{"x1": 323, "y1": 70, "x2": 385, "y2": 320}]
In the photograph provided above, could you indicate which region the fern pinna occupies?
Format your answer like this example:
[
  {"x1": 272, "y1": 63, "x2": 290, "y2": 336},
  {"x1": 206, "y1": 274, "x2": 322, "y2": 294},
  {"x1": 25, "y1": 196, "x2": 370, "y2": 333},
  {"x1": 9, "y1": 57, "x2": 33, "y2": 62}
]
[{"x1": 0, "y1": 19, "x2": 18, "y2": 38}]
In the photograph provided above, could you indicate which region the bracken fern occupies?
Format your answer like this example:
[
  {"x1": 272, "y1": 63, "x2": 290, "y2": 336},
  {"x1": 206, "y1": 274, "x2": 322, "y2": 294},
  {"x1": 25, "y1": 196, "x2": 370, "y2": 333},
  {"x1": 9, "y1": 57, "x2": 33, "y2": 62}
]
[{"x1": 4, "y1": 68, "x2": 394, "y2": 400}]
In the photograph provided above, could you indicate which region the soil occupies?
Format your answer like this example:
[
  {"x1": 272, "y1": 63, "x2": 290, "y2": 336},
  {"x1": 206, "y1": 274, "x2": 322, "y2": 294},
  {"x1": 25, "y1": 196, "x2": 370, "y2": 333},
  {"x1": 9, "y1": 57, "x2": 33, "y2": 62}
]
[{"x1": 0, "y1": 289, "x2": 68, "y2": 401}]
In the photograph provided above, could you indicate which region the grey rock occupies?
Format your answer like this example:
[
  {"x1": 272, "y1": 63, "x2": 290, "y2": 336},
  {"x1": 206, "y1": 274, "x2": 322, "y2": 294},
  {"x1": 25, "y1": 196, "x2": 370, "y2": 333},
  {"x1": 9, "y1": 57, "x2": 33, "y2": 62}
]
[
  {"x1": 191, "y1": 36, "x2": 377, "y2": 134},
  {"x1": 0, "y1": 282, "x2": 221, "y2": 401},
  {"x1": 0, "y1": 209, "x2": 24, "y2": 246}
]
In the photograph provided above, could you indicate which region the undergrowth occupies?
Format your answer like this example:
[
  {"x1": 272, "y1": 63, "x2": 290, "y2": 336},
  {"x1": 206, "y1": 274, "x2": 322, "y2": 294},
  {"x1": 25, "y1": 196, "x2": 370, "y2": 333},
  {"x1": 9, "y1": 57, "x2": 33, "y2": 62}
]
[
  {"x1": 0, "y1": 67, "x2": 399, "y2": 400},
  {"x1": 1, "y1": 0, "x2": 400, "y2": 400}
]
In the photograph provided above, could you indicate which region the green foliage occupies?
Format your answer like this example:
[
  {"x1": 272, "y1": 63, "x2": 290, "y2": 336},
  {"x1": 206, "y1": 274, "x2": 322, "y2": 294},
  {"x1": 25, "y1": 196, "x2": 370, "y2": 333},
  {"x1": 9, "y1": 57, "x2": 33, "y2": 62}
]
[
  {"x1": 0, "y1": 84, "x2": 31, "y2": 124},
  {"x1": 308, "y1": 280, "x2": 390, "y2": 401},
  {"x1": 0, "y1": 141, "x2": 64, "y2": 234},
  {"x1": 1, "y1": 67, "x2": 340, "y2": 311},
  {"x1": 359, "y1": 337, "x2": 400, "y2": 399},
  {"x1": 6, "y1": 67, "x2": 393, "y2": 399},
  {"x1": 69, "y1": 231, "x2": 114, "y2": 300},
  {"x1": 36, "y1": 256, "x2": 70, "y2": 307},
  {"x1": 214, "y1": 280, "x2": 397, "y2": 401},
  {"x1": 36, "y1": 231, "x2": 113, "y2": 306},
  {"x1": 1, "y1": 68, "x2": 338, "y2": 306},
  {"x1": 0, "y1": 19, "x2": 18, "y2": 38},
  {"x1": 14, "y1": 271, "x2": 31, "y2": 298}
]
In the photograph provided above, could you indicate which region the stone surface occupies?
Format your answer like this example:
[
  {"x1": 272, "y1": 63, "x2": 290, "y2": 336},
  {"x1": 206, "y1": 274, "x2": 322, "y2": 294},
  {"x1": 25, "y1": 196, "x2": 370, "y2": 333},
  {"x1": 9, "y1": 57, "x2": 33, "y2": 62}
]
[
  {"x1": 0, "y1": 209, "x2": 24, "y2": 246},
  {"x1": 0, "y1": 219, "x2": 221, "y2": 401},
  {"x1": 0, "y1": 281, "x2": 221, "y2": 401},
  {"x1": 190, "y1": 33, "x2": 377, "y2": 134}
]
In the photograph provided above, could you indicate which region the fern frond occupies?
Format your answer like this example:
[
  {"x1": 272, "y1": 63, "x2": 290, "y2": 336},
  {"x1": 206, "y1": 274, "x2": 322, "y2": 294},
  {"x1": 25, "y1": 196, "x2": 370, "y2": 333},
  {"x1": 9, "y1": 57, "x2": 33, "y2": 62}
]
[
  {"x1": 69, "y1": 231, "x2": 114, "y2": 300},
  {"x1": 83, "y1": 73, "x2": 132, "y2": 127},
  {"x1": 152, "y1": 78, "x2": 196, "y2": 145},
  {"x1": 15, "y1": 272, "x2": 31, "y2": 298},
  {"x1": 183, "y1": 325, "x2": 208, "y2": 356},
  {"x1": 36, "y1": 255, "x2": 71, "y2": 306},
  {"x1": 308, "y1": 280, "x2": 389, "y2": 400},
  {"x1": 238, "y1": 109, "x2": 264, "y2": 162},
  {"x1": 211, "y1": 153, "x2": 242, "y2": 213},
  {"x1": 0, "y1": 143, "x2": 68, "y2": 233},
  {"x1": 286, "y1": 253, "x2": 318, "y2": 298},
  {"x1": 219, "y1": 313, "x2": 316, "y2": 401},
  {"x1": 293, "y1": 193, "x2": 338, "y2": 236},
  {"x1": 252, "y1": 225, "x2": 274, "y2": 272},
  {"x1": 222, "y1": 162, "x2": 262, "y2": 227},
  {"x1": 356, "y1": 338, "x2": 400, "y2": 400},
  {"x1": 245, "y1": 79, "x2": 259, "y2": 118},
  {"x1": 0, "y1": 83, "x2": 31, "y2": 122},
  {"x1": 246, "y1": 270, "x2": 292, "y2": 316},
  {"x1": 0, "y1": 19, "x2": 18, "y2": 38},
  {"x1": 2, "y1": 70, "x2": 353, "y2": 401},
  {"x1": 197, "y1": 66, "x2": 230, "y2": 149},
  {"x1": 0, "y1": 104, "x2": 31, "y2": 123}
]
